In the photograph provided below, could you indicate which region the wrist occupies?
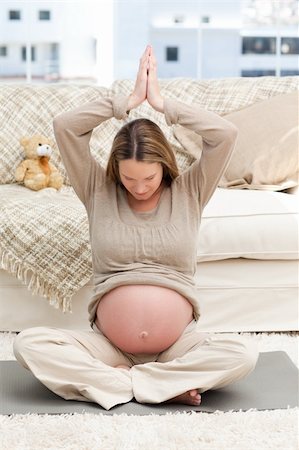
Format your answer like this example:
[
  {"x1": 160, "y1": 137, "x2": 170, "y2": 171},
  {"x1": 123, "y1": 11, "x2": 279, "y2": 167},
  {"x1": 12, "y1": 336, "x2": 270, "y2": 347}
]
[
  {"x1": 127, "y1": 94, "x2": 144, "y2": 112},
  {"x1": 153, "y1": 97, "x2": 164, "y2": 113},
  {"x1": 127, "y1": 94, "x2": 136, "y2": 112}
]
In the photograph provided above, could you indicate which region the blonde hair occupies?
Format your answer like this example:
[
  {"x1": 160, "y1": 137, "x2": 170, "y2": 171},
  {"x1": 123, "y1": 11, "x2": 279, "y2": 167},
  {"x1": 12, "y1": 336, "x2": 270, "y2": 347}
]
[{"x1": 106, "y1": 118, "x2": 179, "y2": 186}]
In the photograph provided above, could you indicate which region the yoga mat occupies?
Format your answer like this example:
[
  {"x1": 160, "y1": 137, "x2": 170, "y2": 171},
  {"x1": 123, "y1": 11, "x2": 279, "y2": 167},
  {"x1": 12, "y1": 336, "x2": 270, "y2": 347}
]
[{"x1": 0, "y1": 352, "x2": 298, "y2": 416}]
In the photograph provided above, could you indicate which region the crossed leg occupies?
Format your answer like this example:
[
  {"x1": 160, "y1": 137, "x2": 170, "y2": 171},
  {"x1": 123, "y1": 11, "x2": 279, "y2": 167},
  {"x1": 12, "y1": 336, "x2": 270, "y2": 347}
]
[
  {"x1": 13, "y1": 326, "x2": 134, "y2": 410},
  {"x1": 115, "y1": 362, "x2": 201, "y2": 405},
  {"x1": 13, "y1": 325, "x2": 258, "y2": 409},
  {"x1": 130, "y1": 327, "x2": 259, "y2": 405}
]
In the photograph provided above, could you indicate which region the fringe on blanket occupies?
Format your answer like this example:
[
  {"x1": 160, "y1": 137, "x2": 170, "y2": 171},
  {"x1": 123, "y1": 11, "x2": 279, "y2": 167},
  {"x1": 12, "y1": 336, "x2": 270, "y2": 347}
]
[{"x1": 0, "y1": 247, "x2": 73, "y2": 313}]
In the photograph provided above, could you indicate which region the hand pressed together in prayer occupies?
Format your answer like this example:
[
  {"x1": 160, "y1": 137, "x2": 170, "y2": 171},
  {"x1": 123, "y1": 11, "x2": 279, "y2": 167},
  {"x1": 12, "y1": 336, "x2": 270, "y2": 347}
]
[{"x1": 127, "y1": 45, "x2": 164, "y2": 113}]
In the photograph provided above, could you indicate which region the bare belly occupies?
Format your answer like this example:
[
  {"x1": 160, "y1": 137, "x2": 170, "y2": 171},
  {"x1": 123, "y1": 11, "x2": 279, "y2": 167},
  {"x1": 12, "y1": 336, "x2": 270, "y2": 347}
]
[{"x1": 95, "y1": 285, "x2": 194, "y2": 354}]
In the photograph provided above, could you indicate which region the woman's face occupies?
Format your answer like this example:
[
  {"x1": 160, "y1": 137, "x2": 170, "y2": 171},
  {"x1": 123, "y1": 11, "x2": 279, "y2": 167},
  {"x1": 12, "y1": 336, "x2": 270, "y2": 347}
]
[{"x1": 119, "y1": 159, "x2": 163, "y2": 202}]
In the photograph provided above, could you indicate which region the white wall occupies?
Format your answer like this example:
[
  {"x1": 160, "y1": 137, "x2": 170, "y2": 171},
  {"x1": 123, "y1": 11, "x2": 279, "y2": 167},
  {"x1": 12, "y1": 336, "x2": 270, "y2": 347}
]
[
  {"x1": 58, "y1": 2, "x2": 96, "y2": 78},
  {"x1": 150, "y1": 28, "x2": 199, "y2": 78},
  {"x1": 0, "y1": 0, "x2": 298, "y2": 82},
  {"x1": 112, "y1": 0, "x2": 244, "y2": 81},
  {"x1": 113, "y1": 0, "x2": 201, "y2": 80},
  {"x1": 95, "y1": 0, "x2": 114, "y2": 86},
  {"x1": 113, "y1": 0, "x2": 150, "y2": 80},
  {"x1": 196, "y1": 0, "x2": 242, "y2": 27},
  {"x1": 201, "y1": 28, "x2": 241, "y2": 78},
  {"x1": 0, "y1": 0, "x2": 103, "y2": 79}
]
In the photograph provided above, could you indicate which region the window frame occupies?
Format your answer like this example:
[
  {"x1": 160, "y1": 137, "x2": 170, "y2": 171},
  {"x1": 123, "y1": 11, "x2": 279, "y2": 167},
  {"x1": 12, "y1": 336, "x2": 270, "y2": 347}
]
[
  {"x1": 9, "y1": 10, "x2": 21, "y2": 21},
  {"x1": 0, "y1": 46, "x2": 7, "y2": 57},
  {"x1": 281, "y1": 37, "x2": 299, "y2": 55},
  {"x1": 242, "y1": 36, "x2": 276, "y2": 55},
  {"x1": 39, "y1": 10, "x2": 51, "y2": 21},
  {"x1": 166, "y1": 46, "x2": 179, "y2": 62},
  {"x1": 21, "y1": 46, "x2": 36, "y2": 62}
]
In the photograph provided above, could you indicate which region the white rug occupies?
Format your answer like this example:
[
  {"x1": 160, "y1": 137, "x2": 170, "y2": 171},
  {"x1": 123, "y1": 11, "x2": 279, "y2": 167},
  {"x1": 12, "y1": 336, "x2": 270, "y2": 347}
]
[{"x1": 0, "y1": 332, "x2": 298, "y2": 450}]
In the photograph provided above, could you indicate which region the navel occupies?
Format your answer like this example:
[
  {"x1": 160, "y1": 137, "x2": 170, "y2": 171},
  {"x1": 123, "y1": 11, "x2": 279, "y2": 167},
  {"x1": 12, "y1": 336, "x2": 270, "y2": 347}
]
[{"x1": 139, "y1": 331, "x2": 149, "y2": 339}]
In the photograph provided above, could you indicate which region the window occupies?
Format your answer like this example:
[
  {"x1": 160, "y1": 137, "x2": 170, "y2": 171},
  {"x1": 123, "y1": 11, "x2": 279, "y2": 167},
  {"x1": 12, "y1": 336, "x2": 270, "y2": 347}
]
[
  {"x1": 201, "y1": 16, "x2": 210, "y2": 23},
  {"x1": 21, "y1": 46, "x2": 36, "y2": 62},
  {"x1": 9, "y1": 10, "x2": 21, "y2": 20},
  {"x1": 241, "y1": 69, "x2": 276, "y2": 77},
  {"x1": 281, "y1": 69, "x2": 299, "y2": 76},
  {"x1": 281, "y1": 37, "x2": 299, "y2": 55},
  {"x1": 50, "y1": 43, "x2": 59, "y2": 60},
  {"x1": 166, "y1": 47, "x2": 179, "y2": 62},
  {"x1": 173, "y1": 15, "x2": 184, "y2": 24},
  {"x1": 0, "y1": 47, "x2": 7, "y2": 57},
  {"x1": 242, "y1": 37, "x2": 276, "y2": 54},
  {"x1": 39, "y1": 10, "x2": 51, "y2": 21}
]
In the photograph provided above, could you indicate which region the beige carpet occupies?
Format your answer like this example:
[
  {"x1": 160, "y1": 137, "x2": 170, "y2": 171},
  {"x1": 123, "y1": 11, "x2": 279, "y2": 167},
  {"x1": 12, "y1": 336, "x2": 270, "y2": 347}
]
[{"x1": 0, "y1": 332, "x2": 298, "y2": 450}]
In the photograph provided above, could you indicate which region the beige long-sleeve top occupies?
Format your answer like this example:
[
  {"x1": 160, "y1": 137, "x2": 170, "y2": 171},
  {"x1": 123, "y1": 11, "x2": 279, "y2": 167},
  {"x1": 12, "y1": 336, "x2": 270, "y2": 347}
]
[{"x1": 53, "y1": 95, "x2": 238, "y2": 327}]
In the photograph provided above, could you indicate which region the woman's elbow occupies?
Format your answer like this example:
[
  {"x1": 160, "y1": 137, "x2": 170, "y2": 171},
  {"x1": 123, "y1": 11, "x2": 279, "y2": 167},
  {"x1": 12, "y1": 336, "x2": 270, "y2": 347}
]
[
  {"x1": 226, "y1": 123, "x2": 239, "y2": 144},
  {"x1": 53, "y1": 115, "x2": 61, "y2": 132},
  {"x1": 53, "y1": 114, "x2": 67, "y2": 135}
]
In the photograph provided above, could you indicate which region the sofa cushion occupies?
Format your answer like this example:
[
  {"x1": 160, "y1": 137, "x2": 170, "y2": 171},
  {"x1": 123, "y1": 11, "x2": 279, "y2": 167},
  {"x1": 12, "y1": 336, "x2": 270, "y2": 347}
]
[
  {"x1": 199, "y1": 188, "x2": 299, "y2": 261},
  {"x1": 220, "y1": 91, "x2": 299, "y2": 191}
]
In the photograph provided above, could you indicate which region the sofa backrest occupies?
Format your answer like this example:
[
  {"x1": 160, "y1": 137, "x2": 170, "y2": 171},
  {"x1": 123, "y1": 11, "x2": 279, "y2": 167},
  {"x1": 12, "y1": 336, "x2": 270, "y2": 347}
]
[
  {"x1": 111, "y1": 76, "x2": 299, "y2": 114},
  {"x1": 0, "y1": 76, "x2": 298, "y2": 187}
]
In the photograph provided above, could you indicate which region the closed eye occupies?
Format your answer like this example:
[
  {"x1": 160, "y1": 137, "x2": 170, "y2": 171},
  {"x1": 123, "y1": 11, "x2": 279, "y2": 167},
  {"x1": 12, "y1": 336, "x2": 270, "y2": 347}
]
[{"x1": 123, "y1": 174, "x2": 156, "y2": 181}]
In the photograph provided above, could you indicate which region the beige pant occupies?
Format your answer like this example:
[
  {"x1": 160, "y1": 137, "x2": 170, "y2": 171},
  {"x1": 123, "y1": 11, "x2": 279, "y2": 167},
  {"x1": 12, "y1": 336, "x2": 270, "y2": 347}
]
[{"x1": 13, "y1": 320, "x2": 259, "y2": 410}]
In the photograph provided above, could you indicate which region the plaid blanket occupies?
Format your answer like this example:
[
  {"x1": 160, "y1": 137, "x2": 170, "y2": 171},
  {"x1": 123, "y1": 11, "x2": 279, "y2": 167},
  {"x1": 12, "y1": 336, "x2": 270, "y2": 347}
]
[
  {"x1": 0, "y1": 77, "x2": 298, "y2": 311},
  {"x1": 0, "y1": 185, "x2": 91, "y2": 311}
]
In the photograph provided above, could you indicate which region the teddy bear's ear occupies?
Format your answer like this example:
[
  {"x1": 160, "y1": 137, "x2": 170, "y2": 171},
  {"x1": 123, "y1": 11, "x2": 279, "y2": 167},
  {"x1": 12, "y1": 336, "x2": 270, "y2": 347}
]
[{"x1": 20, "y1": 137, "x2": 29, "y2": 147}]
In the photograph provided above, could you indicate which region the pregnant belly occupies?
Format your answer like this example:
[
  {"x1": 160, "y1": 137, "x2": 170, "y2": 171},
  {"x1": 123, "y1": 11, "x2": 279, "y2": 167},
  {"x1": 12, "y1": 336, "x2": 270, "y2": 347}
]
[{"x1": 95, "y1": 285, "x2": 194, "y2": 354}]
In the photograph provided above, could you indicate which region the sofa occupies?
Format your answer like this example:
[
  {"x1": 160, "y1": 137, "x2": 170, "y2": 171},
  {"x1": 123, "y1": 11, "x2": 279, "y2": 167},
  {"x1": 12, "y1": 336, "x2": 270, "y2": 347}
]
[{"x1": 0, "y1": 77, "x2": 298, "y2": 333}]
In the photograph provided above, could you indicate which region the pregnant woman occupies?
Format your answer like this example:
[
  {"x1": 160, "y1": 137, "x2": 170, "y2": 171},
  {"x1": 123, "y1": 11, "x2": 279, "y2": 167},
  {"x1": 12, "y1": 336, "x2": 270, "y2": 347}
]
[{"x1": 14, "y1": 45, "x2": 258, "y2": 410}]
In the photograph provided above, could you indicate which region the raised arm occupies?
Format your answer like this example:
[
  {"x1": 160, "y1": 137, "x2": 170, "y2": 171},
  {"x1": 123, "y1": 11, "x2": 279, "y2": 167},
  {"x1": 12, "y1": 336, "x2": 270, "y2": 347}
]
[
  {"x1": 146, "y1": 45, "x2": 238, "y2": 211},
  {"x1": 53, "y1": 95, "x2": 130, "y2": 206},
  {"x1": 164, "y1": 98, "x2": 238, "y2": 211},
  {"x1": 53, "y1": 45, "x2": 152, "y2": 207}
]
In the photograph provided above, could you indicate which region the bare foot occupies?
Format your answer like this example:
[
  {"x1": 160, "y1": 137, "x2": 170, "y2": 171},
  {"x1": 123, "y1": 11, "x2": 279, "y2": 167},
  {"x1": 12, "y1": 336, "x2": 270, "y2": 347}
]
[
  {"x1": 166, "y1": 389, "x2": 201, "y2": 406},
  {"x1": 115, "y1": 364, "x2": 131, "y2": 371}
]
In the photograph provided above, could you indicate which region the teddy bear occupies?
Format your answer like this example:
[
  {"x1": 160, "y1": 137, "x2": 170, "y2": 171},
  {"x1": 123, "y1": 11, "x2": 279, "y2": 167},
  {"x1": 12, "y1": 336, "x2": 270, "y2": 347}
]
[{"x1": 15, "y1": 134, "x2": 63, "y2": 191}]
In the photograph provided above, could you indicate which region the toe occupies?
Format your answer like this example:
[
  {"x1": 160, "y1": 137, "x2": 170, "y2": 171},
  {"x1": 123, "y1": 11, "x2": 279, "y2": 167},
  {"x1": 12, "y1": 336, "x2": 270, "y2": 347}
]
[
  {"x1": 190, "y1": 390, "x2": 201, "y2": 405},
  {"x1": 189, "y1": 389, "x2": 199, "y2": 397}
]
